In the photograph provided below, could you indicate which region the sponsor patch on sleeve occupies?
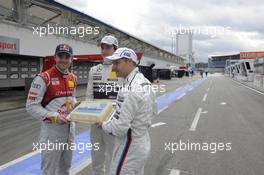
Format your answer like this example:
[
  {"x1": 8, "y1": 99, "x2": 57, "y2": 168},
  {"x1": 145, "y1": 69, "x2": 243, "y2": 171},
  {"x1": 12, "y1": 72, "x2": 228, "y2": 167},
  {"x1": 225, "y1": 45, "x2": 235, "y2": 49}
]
[
  {"x1": 31, "y1": 82, "x2": 41, "y2": 89},
  {"x1": 27, "y1": 95, "x2": 37, "y2": 101}
]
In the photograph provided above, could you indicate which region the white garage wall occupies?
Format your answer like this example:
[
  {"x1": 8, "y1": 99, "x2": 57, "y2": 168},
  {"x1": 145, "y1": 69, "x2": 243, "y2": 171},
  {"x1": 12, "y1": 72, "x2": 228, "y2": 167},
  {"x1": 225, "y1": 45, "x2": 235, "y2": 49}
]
[{"x1": 0, "y1": 23, "x2": 181, "y2": 68}]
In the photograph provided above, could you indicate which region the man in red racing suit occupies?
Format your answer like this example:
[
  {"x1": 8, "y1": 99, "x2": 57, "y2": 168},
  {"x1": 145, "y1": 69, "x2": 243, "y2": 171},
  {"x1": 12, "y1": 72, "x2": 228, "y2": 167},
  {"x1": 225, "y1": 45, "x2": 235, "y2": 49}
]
[{"x1": 26, "y1": 44, "x2": 78, "y2": 175}]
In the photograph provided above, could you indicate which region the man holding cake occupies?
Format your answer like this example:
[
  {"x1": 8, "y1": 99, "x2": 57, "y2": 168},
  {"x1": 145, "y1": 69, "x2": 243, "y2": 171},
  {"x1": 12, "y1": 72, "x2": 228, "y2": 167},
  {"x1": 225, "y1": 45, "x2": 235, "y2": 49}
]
[
  {"x1": 97, "y1": 47, "x2": 157, "y2": 175},
  {"x1": 86, "y1": 35, "x2": 122, "y2": 175},
  {"x1": 26, "y1": 44, "x2": 78, "y2": 175}
]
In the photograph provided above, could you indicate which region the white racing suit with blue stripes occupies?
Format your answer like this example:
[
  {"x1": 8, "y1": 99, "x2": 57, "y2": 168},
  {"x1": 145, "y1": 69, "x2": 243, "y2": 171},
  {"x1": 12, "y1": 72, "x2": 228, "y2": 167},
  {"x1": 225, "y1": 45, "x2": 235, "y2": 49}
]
[{"x1": 102, "y1": 67, "x2": 157, "y2": 175}]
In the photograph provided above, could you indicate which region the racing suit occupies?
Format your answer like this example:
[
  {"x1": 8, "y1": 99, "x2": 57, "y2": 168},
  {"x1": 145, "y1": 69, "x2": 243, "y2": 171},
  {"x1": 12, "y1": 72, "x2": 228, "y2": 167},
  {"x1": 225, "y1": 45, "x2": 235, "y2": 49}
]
[
  {"x1": 86, "y1": 63, "x2": 122, "y2": 175},
  {"x1": 102, "y1": 67, "x2": 157, "y2": 175},
  {"x1": 26, "y1": 66, "x2": 77, "y2": 175}
]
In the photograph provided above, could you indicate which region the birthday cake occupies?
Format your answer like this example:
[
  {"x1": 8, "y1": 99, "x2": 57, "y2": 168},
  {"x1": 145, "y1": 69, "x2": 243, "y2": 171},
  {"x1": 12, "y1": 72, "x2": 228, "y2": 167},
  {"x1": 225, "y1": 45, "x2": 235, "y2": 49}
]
[{"x1": 67, "y1": 100, "x2": 114, "y2": 123}]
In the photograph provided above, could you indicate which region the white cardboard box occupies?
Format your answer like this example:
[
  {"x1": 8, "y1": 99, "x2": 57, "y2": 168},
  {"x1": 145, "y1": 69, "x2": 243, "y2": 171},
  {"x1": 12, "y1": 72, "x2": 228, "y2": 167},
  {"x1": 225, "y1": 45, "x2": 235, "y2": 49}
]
[{"x1": 67, "y1": 100, "x2": 114, "y2": 123}]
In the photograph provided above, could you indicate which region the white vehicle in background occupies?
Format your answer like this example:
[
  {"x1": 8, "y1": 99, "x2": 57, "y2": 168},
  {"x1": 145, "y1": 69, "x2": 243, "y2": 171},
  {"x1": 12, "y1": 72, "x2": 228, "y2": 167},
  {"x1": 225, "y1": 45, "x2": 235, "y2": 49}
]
[
  {"x1": 225, "y1": 59, "x2": 255, "y2": 82},
  {"x1": 225, "y1": 59, "x2": 239, "y2": 77},
  {"x1": 239, "y1": 59, "x2": 255, "y2": 82}
]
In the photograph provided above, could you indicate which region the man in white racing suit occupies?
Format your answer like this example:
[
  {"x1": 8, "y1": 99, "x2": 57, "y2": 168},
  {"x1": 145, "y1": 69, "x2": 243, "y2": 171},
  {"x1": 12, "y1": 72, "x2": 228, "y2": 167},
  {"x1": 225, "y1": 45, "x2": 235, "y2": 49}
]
[
  {"x1": 26, "y1": 44, "x2": 78, "y2": 175},
  {"x1": 97, "y1": 47, "x2": 157, "y2": 175},
  {"x1": 86, "y1": 35, "x2": 122, "y2": 175}
]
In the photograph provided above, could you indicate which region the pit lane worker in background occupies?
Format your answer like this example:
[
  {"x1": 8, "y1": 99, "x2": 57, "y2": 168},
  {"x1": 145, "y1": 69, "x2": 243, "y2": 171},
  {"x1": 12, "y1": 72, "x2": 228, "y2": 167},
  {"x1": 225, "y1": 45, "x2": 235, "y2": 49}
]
[
  {"x1": 26, "y1": 44, "x2": 78, "y2": 175},
  {"x1": 97, "y1": 47, "x2": 157, "y2": 175},
  {"x1": 86, "y1": 35, "x2": 122, "y2": 175}
]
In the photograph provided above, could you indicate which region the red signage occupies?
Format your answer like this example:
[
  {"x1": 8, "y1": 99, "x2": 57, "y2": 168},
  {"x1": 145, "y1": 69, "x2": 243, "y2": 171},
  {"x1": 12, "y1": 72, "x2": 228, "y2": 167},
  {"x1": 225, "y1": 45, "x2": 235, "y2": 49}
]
[
  {"x1": 0, "y1": 36, "x2": 19, "y2": 54},
  {"x1": 240, "y1": 52, "x2": 264, "y2": 59}
]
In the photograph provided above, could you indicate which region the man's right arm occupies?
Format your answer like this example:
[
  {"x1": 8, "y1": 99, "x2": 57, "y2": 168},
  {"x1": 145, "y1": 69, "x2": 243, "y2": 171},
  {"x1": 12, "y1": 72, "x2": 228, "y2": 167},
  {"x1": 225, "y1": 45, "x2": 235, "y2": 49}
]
[{"x1": 26, "y1": 76, "x2": 59, "y2": 121}]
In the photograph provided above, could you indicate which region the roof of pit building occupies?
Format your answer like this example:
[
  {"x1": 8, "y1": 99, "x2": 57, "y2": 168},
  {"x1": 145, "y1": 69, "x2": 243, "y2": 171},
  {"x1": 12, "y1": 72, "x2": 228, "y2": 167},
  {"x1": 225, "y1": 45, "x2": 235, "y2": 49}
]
[{"x1": 0, "y1": 0, "x2": 184, "y2": 64}]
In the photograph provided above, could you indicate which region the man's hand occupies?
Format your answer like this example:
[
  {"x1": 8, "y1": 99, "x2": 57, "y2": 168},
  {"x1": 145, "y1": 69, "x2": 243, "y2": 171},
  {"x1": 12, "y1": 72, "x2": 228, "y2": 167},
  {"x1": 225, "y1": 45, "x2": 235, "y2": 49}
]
[
  {"x1": 56, "y1": 115, "x2": 68, "y2": 124},
  {"x1": 96, "y1": 121, "x2": 103, "y2": 128},
  {"x1": 74, "y1": 101, "x2": 81, "y2": 109}
]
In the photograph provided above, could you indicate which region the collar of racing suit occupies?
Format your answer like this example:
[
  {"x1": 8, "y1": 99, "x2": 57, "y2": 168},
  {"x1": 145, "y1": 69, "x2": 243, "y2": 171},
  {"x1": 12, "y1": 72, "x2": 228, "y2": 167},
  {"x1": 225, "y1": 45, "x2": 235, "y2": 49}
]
[
  {"x1": 123, "y1": 67, "x2": 139, "y2": 86},
  {"x1": 54, "y1": 65, "x2": 69, "y2": 76}
]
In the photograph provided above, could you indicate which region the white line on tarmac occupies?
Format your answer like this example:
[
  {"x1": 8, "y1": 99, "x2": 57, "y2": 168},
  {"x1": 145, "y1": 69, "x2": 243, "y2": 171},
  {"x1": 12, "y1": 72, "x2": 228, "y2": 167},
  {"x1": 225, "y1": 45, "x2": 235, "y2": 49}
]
[
  {"x1": 231, "y1": 79, "x2": 264, "y2": 96},
  {"x1": 70, "y1": 159, "x2": 92, "y2": 175},
  {"x1": 201, "y1": 110, "x2": 208, "y2": 114},
  {"x1": 151, "y1": 122, "x2": 166, "y2": 128},
  {"x1": 220, "y1": 102, "x2": 227, "y2": 105},
  {"x1": 169, "y1": 169, "x2": 181, "y2": 175},
  {"x1": 157, "y1": 92, "x2": 186, "y2": 115},
  {"x1": 207, "y1": 88, "x2": 210, "y2": 92},
  {"x1": 177, "y1": 93, "x2": 186, "y2": 100},
  {"x1": 0, "y1": 149, "x2": 93, "y2": 174},
  {"x1": 189, "y1": 108, "x2": 203, "y2": 131},
  {"x1": 202, "y1": 93, "x2": 207, "y2": 102},
  {"x1": 0, "y1": 150, "x2": 39, "y2": 171},
  {"x1": 157, "y1": 105, "x2": 168, "y2": 114},
  {"x1": 168, "y1": 168, "x2": 192, "y2": 175}
]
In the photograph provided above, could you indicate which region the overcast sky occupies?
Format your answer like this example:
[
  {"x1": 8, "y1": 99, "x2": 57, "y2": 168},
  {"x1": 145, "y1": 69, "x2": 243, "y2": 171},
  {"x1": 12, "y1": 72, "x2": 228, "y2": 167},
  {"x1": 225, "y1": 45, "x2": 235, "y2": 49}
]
[{"x1": 58, "y1": 0, "x2": 264, "y2": 62}]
